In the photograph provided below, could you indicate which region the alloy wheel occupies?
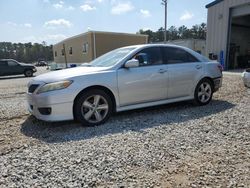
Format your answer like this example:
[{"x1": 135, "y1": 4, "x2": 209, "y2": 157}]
[
  {"x1": 81, "y1": 94, "x2": 109, "y2": 123},
  {"x1": 198, "y1": 82, "x2": 212, "y2": 103}
]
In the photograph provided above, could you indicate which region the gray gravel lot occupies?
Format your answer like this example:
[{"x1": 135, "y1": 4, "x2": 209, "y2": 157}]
[
  {"x1": 0, "y1": 68, "x2": 49, "y2": 121},
  {"x1": 0, "y1": 70, "x2": 249, "y2": 187}
]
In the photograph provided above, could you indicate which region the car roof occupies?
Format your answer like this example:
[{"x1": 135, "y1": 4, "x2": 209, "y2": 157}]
[
  {"x1": 0, "y1": 59, "x2": 16, "y2": 61},
  {"x1": 118, "y1": 43, "x2": 210, "y2": 63},
  {"x1": 120, "y1": 43, "x2": 193, "y2": 51}
]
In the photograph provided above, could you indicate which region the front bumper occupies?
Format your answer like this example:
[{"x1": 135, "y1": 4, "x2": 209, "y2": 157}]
[{"x1": 27, "y1": 91, "x2": 74, "y2": 122}]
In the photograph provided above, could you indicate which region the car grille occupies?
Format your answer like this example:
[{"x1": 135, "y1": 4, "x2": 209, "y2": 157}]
[{"x1": 28, "y1": 84, "x2": 40, "y2": 93}]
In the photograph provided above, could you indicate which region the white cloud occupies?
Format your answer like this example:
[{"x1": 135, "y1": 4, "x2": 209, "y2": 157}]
[
  {"x1": 140, "y1": 9, "x2": 151, "y2": 18},
  {"x1": 180, "y1": 11, "x2": 194, "y2": 21},
  {"x1": 111, "y1": 2, "x2": 134, "y2": 15},
  {"x1": 24, "y1": 23, "x2": 32, "y2": 28},
  {"x1": 80, "y1": 4, "x2": 96, "y2": 11},
  {"x1": 53, "y1": 3, "x2": 63, "y2": 9},
  {"x1": 97, "y1": 0, "x2": 104, "y2": 2},
  {"x1": 7, "y1": 21, "x2": 18, "y2": 27},
  {"x1": 7, "y1": 22, "x2": 32, "y2": 28},
  {"x1": 67, "y1": 6, "x2": 75, "y2": 10},
  {"x1": 53, "y1": 1, "x2": 64, "y2": 9},
  {"x1": 44, "y1": 19, "x2": 72, "y2": 28}
]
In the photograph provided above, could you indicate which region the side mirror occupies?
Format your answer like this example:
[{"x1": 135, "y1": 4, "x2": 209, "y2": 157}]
[{"x1": 124, "y1": 59, "x2": 139, "y2": 68}]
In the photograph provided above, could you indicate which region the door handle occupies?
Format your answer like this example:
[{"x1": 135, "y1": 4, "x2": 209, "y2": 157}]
[
  {"x1": 196, "y1": 65, "x2": 202, "y2": 69},
  {"x1": 158, "y1": 69, "x2": 168, "y2": 74}
]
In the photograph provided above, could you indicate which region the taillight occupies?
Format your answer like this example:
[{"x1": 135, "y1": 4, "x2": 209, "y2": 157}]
[{"x1": 217, "y1": 64, "x2": 223, "y2": 73}]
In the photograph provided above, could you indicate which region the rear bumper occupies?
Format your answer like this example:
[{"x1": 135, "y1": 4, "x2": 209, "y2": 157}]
[
  {"x1": 213, "y1": 77, "x2": 222, "y2": 92},
  {"x1": 242, "y1": 72, "x2": 250, "y2": 88}
]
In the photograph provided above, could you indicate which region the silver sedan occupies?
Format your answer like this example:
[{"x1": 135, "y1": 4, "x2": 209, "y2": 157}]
[{"x1": 27, "y1": 44, "x2": 223, "y2": 126}]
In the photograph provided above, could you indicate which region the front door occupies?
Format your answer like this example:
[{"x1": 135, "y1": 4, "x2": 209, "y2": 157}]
[{"x1": 117, "y1": 47, "x2": 168, "y2": 107}]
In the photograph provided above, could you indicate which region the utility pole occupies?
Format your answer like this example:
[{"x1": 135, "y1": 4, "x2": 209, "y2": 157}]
[
  {"x1": 63, "y1": 43, "x2": 68, "y2": 68},
  {"x1": 162, "y1": 0, "x2": 168, "y2": 43}
]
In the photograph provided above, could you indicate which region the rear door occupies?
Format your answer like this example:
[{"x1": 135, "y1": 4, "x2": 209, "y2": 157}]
[
  {"x1": 162, "y1": 47, "x2": 204, "y2": 99},
  {"x1": 0, "y1": 60, "x2": 8, "y2": 76}
]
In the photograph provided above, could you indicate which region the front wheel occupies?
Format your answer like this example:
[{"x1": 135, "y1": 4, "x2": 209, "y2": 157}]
[
  {"x1": 74, "y1": 89, "x2": 113, "y2": 126},
  {"x1": 24, "y1": 70, "x2": 33, "y2": 77},
  {"x1": 194, "y1": 79, "x2": 213, "y2": 106}
]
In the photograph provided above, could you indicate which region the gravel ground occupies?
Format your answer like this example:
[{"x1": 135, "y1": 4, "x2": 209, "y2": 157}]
[
  {"x1": 0, "y1": 68, "x2": 49, "y2": 121},
  {"x1": 0, "y1": 71, "x2": 249, "y2": 187}
]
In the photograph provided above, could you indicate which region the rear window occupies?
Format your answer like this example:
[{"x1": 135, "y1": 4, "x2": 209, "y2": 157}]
[
  {"x1": 0, "y1": 61, "x2": 8, "y2": 67},
  {"x1": 163, "y1": 47, "x2": 199, "y2": 64},
  {"x1": 8, "y1": 61, "x2": 18, "y2": 66}
]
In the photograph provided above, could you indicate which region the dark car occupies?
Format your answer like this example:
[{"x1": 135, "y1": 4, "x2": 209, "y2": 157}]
[{"x1": 0, "y1": 59, "x2": 37, "y2": 77}]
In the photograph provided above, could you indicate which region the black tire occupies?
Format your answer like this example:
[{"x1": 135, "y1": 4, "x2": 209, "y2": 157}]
[
  {"x1": 194, "y1": 78, "x2": 213, "y2": 106},
  {"x1": 74, "y1": 89, "x2": 113, "y2": 126},
  {"x1": 24, "y1": 69, "x2": 33, "y2": 77}
]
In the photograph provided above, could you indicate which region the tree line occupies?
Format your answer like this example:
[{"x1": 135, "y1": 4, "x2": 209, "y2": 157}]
[
  {"x1": 0, "y1": 42, "x2": 53, "y2": 63},
  {"x1": 138, "y1": 23, "x2": 206, "y2": 43},
  {"x1": 0, "y1": 23, "x2": 206, "y2": 63}
]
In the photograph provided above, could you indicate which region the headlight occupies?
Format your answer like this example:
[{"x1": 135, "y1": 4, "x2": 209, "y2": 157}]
[{"x1": 37, "y1": 80, "x2": 73, "y2": 94}]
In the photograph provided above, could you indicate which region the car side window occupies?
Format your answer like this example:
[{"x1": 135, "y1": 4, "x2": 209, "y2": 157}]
[
  {"x1": 133, "y1": 47, "x2": 163, "y2": 66},
  {"x1": 163, "y1": 47, "x2": 199, "y2": 64},
  {"x1": 8, "y1": 60, "x2": 18, "y2": 66},
  {"x1": 0, "y1": 61, "x2": 8, "y2": 67}
]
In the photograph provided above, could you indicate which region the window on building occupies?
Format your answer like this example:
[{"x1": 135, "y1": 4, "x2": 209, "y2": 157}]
[
  {"x1": 55, "y1": 51, "x2": 57, "y2": 57},
  {"x1": 83, "y1": 43, "x2": 89, "y2": 53},
  {"x1": 61, "y1": 49, "x2": 65, "y2": 56},
  {"x1": 69, "y1": 47, "x2": 73, "y2": 55}
]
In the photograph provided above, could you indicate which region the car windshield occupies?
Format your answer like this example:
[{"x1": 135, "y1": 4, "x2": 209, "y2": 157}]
[{"x1": 83, "y1": 47, "x2": 136, "y2": 67}]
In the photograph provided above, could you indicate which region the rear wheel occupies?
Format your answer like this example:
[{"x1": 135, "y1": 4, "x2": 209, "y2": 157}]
[
  {"x1": 74, "y1": 89, "x2": 113, "y2": 126},
  {"x1": 24, "y1": 70, "x2": 33, "y2": 77},
  {"x1": 194, "y1": 79, "x2": 213, "y2": 106}
]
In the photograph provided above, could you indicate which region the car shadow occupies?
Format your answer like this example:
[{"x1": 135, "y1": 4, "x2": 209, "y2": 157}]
[{"x1": 20, "y1": 100, "x2": 235, "y2": 143}]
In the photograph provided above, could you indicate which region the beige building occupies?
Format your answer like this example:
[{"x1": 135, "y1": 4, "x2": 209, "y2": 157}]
[
  {"x1": 53, "y1": 31, "x2": 148, "y2": 67},
  {"x1": 167, "y1": 39, "x2": 206, "y2": 55},
  {"x1": 206, "y1": 0, "x2": 250, "y2": 69}
]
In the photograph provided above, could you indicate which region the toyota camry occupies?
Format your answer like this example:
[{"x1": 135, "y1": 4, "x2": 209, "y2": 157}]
[{"x1": 27, "y1": 44, "x2": 222, "y2": 126}]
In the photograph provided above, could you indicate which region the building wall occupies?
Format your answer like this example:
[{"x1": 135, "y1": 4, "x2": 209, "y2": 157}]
[
  {"x1": 53, "y1": 33, "x2": 93, "y2": 67},
  {"x1": 206, "y1": 0, "x2": 250, "y2": 64},
  {"x1": 94, "y1": 32, "x2": 148, "y2": 58},
  {"x1": 53, "y1": 31, "x2": 148, "y2": 66}
]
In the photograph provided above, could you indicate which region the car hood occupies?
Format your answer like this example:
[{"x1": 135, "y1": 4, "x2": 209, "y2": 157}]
[
  {"x1": 19, "y1": 62, "x2": 34, "y2": 67},
  {"x1": 32, "y1": 66, "x2": 110, "y2": 83}
]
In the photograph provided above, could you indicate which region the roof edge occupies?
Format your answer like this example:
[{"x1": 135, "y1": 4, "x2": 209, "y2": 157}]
[
  {"x1": 206, "y1": 0, "x2": 224, "y2": 8},
  {"x1": 53, "y1": 31, "x2": 148, "y2": 46}
]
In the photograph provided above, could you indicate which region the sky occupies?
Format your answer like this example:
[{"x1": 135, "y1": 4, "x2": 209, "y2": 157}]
[{"x1": 0, "y1": 0, "x2": 213, "y2": 44}]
